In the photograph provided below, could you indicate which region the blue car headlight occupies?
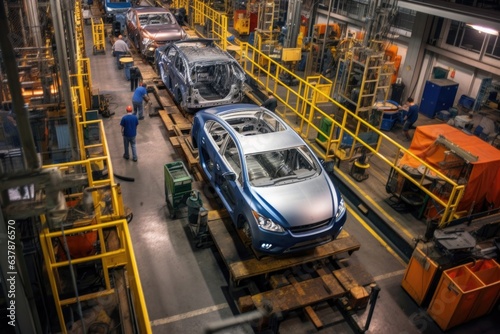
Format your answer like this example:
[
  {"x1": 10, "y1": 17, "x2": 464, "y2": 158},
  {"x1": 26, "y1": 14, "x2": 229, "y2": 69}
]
[
  {"x1": 252, "y1": 211, "x2": 284, "y2": 233},
  {"x1": 335, "y1": 197, "x2": 346, "y2": 221}
]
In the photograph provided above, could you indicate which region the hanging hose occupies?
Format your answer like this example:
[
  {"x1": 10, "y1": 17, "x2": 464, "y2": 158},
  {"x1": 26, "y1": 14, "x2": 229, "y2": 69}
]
[{"x1": 60, "y1": 223, "x2": 86, "y2": 333}]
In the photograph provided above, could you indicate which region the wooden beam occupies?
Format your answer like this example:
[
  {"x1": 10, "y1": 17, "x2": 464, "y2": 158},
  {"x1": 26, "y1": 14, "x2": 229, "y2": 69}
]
[
  {"x1": 207, "y1": 217, "x2": 361, "y2": 282},
  {"x1": 169, "y1": 136, "x2": 180, "y2": 148},
  {"x1": 180, "y1": 139, "x2": 198, "y2": 167},
  {"x1": 304, "y1": 306, "x2": 324, "y2": 329},
  {"x1": 159, "y1": 109, "x2": 175, "y2": 132},
  {"x1": 245, "y1": 275, "x2": 346, "y2": 314}
]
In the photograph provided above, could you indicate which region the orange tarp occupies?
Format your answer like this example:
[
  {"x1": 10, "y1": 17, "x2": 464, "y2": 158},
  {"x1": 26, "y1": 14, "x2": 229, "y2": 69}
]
[{"x1": 400, "y1": 124, "x2": 500, "y2": 213}]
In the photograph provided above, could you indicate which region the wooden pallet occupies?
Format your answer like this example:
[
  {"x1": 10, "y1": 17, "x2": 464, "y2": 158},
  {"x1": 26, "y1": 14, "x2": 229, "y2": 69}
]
[
  {"x1": 207, "y1": 217, "x2": 361, "y2": 283},
  {"x1": 205, "y1": 214, "x2": 372, "y2": 330}
]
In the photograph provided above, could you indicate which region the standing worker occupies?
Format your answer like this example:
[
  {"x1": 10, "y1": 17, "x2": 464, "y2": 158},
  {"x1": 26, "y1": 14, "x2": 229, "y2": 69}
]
[
  {"x1": 132, "y1": 82, "x2": 150, "y2": 120},
  {"x1": 129, "y1": 66, "x2": 142, "y2": 92},
  {"x1": 112, "y1": 35, "x2": 130, "y2": 70},
  {"x1": 120, "y1": 106, "x2": 139, "y2": 162},
  {"x1": 399, "y1": 97, "x2": 419, "y2": 141},
  {"x1": 261, "y1": 91, "x2": 278, "y2": 113}
]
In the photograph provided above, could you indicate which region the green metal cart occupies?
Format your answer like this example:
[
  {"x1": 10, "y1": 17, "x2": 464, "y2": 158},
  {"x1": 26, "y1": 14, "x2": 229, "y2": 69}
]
[{"x1": 164, "y1": 161, "x2": 193, "y2": 218}]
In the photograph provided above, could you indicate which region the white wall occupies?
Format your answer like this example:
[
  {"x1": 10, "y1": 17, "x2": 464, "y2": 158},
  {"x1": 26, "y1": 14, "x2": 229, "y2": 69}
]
[{"x1": 433, "y1": 57, "x2": 499, "y2": 106}]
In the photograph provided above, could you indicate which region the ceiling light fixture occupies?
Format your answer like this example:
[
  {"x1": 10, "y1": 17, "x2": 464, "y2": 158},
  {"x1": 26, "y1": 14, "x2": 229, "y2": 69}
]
[{"x1": 466, "y1": 24, "x2": 499, "y2": 36}]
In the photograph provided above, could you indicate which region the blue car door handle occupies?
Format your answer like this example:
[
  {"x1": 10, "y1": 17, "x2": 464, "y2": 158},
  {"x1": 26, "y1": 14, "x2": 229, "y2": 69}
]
[{"x1": 201, "y1": 137, "x2": 205, "y2": 145}]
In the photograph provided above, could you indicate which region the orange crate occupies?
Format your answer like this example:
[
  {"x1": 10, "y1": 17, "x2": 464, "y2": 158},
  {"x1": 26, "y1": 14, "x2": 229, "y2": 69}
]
[
  {"x1": 401, "y1": 246, "x2": 439, "y2": 306},
  {"x1": 428, "y1": 264, "x2": 484, "y2": 331},
  {"x1": 466, "y1": 259, "x2": 500, "y2": 320}
]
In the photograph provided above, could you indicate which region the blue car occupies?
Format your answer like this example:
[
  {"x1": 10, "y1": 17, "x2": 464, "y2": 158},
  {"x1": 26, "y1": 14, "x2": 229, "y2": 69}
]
[{"x1": 191, "y1": 104, "x2": 347, "y2": 255}]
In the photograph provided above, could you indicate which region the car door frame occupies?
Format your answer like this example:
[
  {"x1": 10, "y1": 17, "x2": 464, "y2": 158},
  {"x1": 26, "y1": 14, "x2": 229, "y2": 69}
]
[
  {"x1": 212, "y1": 132, "x2": 241, "y2": 218},
  {"x1": 126, "y1": 10, "x2": 140, "y2": 49},
  {"x1": 159, "y1": 45, "x2": 177, "y2": 90}
]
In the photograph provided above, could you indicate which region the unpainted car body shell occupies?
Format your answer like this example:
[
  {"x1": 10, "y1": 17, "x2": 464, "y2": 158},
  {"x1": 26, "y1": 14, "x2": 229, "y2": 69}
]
[
  {"x1": 156, "y1": 39, "x2": 246, "y2": 112},
  {"x1": 191, "y1": 104, "x2": 347, "y2": 255}
]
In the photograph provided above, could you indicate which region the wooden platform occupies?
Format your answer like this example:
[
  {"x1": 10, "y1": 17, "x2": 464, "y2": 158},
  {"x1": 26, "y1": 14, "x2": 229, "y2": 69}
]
[
  {"x1": 206, "y1": 212, "x2": 372, "y2": 329},
  {"x1": 207, "y1": 216, "x2": 361, "y2": 283}
]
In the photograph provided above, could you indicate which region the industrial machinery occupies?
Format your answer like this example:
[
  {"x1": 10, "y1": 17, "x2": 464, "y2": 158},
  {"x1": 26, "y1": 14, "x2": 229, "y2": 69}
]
[
  {"x1": 0, "y1": 1, "x2": 151, "y2": 332},
  {"x1": 254, "y1": 0, "x2": 282, "y2": 67},
  {"x1": 328, "y1": 2, "x2": 398, "y2": 163},
  {"x1": 278, "y1": 0, "x2": 301, "y2": 86}
]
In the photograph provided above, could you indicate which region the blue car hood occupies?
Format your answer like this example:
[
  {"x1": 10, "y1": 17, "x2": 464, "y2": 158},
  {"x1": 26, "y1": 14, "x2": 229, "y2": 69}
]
[{"x1": 251, "y1": 175, "x2": 335, "y2": 227}]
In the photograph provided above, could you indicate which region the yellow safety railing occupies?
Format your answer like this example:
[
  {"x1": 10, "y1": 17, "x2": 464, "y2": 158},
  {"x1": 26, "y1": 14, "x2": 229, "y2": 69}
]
[
  {"x1": 91, "y1": 17, "x2": 106, "y2": 55},
  {"x1": 40, "y1": 119, "x2": 151, "y2": 333},
  {"x1": 190, "y1": 2, "x2": 229, "y2": 49},
  {"x1": 306, "y1": 76, "x2": 333, "y2": 103},
  {"x1": 240, "y1": 41, "x2": 465, "y2": 225},
  {"x1": 180, "y1": 1, "x2": 466, "y2": 226},
  {"x1": 74, "y1": 0, "x2": 86, "y2": 59},
  {"x1": 70, "y1": 58, "x2": 93, "y2": 121},
  {"x1": 171, "y1": 0, "x2": 190, "y2": 11}
]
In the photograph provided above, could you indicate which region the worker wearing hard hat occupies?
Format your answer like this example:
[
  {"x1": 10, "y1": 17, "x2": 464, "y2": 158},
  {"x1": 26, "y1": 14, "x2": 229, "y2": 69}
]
[{"x1": 120, "y1": 105, "x2": 139, "y2": 162}]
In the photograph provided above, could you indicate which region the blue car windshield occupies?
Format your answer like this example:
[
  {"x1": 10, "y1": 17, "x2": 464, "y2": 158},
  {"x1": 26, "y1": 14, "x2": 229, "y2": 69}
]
[{"x1": 246, "y1": 146, "x2": 319, "y2": 187}]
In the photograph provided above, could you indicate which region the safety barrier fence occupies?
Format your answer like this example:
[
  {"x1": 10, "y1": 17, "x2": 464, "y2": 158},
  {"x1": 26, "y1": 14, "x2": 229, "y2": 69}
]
[
  {"x1": 40, "y1": 118, "x2": 151, "y2": 332},
  {"x1": 176, "y1": 0, "x2": 464, "y2": 226}
]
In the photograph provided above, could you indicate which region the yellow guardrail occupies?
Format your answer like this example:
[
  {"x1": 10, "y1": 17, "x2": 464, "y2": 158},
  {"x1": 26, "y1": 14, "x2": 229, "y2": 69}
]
[
  {"x1": 91, "y1": 17, "x2": 106, "y2": 55},
  {"x1": 40, "y1": 119, "x2": 151, "y2": 333},
  {"x1": 240, "y1": 41, "x2": 464, "y2": 226},
  {"x1": 74, "y1": 0, "x2": 86, "y2": 59},
  {"x1": 35, "y1": 4, "x2": 151, "y2": 332},
  {"x1": 182, "y1": 0, "x2": 464, "y2": 226}
]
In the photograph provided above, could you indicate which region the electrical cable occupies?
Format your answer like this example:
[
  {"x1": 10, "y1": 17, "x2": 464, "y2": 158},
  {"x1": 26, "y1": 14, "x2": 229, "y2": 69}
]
[{"x1": 113, "y1": 173, "x2": 135, "y2": 182}]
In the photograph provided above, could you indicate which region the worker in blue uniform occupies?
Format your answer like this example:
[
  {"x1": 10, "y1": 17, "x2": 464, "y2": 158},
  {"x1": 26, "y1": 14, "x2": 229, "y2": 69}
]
[
  {"x1": 131, "y1": 82, "x2": 150, "y2": 120},
  {"x1": 399, "y1": 97, "x2": 419, "y2": 140}
]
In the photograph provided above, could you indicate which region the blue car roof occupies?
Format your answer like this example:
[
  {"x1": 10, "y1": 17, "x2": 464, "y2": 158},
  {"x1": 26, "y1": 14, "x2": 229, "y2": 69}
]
[{"x1": 197, "y1": 104, "x2": 308, "y2": 155}]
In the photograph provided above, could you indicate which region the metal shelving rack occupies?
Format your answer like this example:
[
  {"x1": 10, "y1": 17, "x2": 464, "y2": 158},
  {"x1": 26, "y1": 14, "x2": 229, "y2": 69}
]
[{"x1": 334, "y1": 41, "x2": 394, "y2": 129}]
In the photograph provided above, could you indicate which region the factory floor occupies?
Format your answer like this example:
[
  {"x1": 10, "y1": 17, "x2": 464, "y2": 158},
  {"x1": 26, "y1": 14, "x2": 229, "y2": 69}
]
[{"x1": 84, "y1": 25, "x2": 500, "y2": 333}]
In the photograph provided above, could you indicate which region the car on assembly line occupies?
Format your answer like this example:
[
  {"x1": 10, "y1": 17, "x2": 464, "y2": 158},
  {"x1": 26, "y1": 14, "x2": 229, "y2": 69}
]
[
  {"x1": 125, "y1": 6, "x2": 187, "y2": 60},
  {"x1": 103, "y1": 0, "x2": 132, "y2": 23},
  {"x1": 191, "y1": 104, "x2": 347, "y2": 255},
  {"x1": 156, "y1": 39, "x2": 247, "y2": 113}
]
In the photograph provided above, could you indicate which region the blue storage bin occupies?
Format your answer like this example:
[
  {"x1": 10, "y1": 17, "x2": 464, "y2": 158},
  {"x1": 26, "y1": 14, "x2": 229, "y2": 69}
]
[
  {"x1": 381, "y1": 118, "x2": 396, "y2": 131},
  {"x1": 436, "y1": 110, "x2": 451, "y2": 121},
  {"x1": 380, "y1": 109, "x2": 402, "y2": 131},
  {"x1": 458, "y1": 95, "x2": 475, "y2": 110}
]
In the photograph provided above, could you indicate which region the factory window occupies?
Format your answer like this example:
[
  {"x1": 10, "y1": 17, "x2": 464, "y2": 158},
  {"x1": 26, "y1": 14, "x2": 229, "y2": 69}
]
[
  {"x1": 446, "y1": 20, "x2": 500, "y2": 59},
  {"x1": 324, "y1": 0, "x2": 369, "y2": 19},
  {"x1": 393, "y1": 8, "x2": 415, "y2": 33},
  {"x1": 486, "y1": 35, "x2": 500, "y2": 59},
  {"x1": 344, "y1": 0, "x2": 369, "y2": 20}
]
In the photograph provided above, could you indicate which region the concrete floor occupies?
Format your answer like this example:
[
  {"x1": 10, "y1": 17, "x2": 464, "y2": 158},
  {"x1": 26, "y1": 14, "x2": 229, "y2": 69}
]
[{"x1": 85, "y1": 23, "x2": 500, "y2": 334}]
